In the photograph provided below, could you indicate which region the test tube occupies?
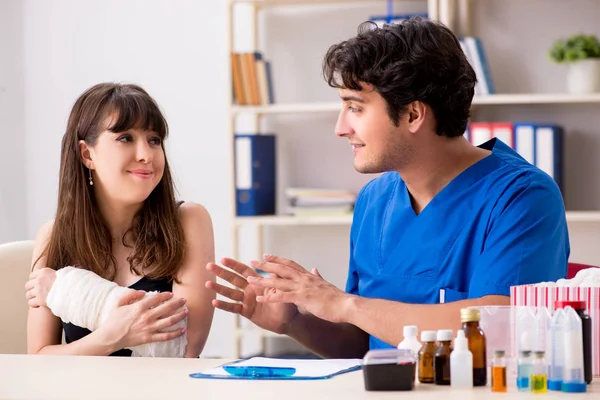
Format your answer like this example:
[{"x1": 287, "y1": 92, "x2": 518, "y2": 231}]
[
  {"x1": 561, "y1": 306, "x2": 587, "y2": 393},
  {"x1": 547, "y1": 308, "x2": 565, "y2": 391}
]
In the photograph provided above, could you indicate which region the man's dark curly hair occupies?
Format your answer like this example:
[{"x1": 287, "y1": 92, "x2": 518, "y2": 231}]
[{"x1": 323, "y1": 17, "x2": 476, "y2": 138}]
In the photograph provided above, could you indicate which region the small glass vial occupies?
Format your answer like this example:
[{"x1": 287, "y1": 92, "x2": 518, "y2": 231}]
[
  {"x1": 517, "y1": 350, "x2": 533, "y2": 392},
  {"x1": 418, "y1": 330, "x2": 437, "y2": 384},
  {"x1": 491, "y1": 350, "x2": 507, "y2": 392},
  {"x1": 530, "y1": 351, "x2": 547, "y2": 393},
  {"x1": 434, "y1": 329, "x2": 453, "y2": 385},
  {"x1": 461, "y1": 308, "x2": 487, "y2": 386}
]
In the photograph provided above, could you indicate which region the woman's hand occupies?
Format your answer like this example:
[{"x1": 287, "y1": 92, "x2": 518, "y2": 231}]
[
  {"x1": 97, "y1": 290, "x2": 188, "y2": 352},
  {"x1": 25, "y1": 268, "x2": 57, "y2": 308}
]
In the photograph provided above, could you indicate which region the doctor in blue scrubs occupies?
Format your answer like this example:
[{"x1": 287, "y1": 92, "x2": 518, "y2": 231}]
[{"x1": 206, "y1": 17, "x2": 569, "y2": 358}]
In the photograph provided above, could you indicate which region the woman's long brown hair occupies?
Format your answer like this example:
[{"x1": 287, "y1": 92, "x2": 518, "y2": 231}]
[{"x1": 38, "y1": 83, "x2": 185, "y2": 281}]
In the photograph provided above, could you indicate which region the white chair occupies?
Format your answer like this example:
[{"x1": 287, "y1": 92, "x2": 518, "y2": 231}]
[{"x1": 0, "y1": 240, "x2": 35, "y2": 354}]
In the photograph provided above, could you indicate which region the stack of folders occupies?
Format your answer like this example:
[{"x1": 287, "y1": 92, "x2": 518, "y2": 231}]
[
  {"x1": 285, "y1": 188, "x2": 356, "y2": 217},
  {"x1": 464, "y1": 122, "x2": 564, "y2": 192}
]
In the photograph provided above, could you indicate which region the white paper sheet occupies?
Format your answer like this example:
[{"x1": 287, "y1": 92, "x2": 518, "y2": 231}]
[{"x1": 199, "y1": 357, "x2": 362, "y2": 379}]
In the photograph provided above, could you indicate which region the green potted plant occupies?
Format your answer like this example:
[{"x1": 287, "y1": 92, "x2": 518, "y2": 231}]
[{"x1": 549, "y1": 34, "x2": 600, "y2": 94}]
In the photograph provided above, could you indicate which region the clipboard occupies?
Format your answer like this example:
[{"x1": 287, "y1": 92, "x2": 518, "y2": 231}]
[{"x1": 189, "y1": 357, "x2": 362, "y2": 381}]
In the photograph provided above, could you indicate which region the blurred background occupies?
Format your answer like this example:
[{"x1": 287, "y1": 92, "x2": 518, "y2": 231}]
[{"x1": 1, "y1": 0, "x2": 600, "y2": 359}]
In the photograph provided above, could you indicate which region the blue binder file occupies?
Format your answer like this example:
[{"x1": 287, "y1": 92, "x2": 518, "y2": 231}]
[
  {"x1": 534, "y1": 124, "x2": 564, "y2": 191},
  {"x1": 235, "y1": 134, "x2": 276, "y2": 216}
]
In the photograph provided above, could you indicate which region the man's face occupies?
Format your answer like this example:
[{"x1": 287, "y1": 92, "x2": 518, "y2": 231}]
[{"x1": 335, "y1": 85, "x2": 412, "y2": 174}]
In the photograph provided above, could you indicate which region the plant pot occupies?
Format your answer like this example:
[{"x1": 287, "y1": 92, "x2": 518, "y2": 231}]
[{"x1": 566, "y1": 59, "x2": 600, "y2": 94}]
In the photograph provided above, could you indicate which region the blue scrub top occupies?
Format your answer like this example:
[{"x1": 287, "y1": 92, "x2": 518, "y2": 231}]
[{"x1": 346, "y1": 138, "x2": 570, "y2": 350}]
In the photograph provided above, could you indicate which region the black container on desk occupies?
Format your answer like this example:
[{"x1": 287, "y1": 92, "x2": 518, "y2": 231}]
[{"x1": 362, "y1": 349, "x2": 416, "y2": 391}]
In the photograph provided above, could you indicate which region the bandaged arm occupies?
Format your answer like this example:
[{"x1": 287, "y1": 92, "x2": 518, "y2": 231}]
[{"x1": 46, "y1": 266, "x2": 187, "y2": 357}]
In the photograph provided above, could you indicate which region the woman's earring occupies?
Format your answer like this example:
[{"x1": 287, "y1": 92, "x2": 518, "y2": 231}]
[{"x1": 88, "y1": 168, "x2": 94, "y2": 186}]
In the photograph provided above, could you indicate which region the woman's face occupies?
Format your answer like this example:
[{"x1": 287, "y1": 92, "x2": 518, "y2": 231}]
[{"x1": 82, "y1": 118, "x2": 165, "y2": 206}]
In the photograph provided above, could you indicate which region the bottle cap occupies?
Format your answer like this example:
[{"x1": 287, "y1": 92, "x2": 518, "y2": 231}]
[
  {"x1": 437, "y1": 329, "x2": 454, "y2": 342},
  {"x1": 533, "y1": 350, "x2": 545, "y2": 359},
  {"x1": 460, "y1": 307, "x2": 480, "y2": 322},
  {"x1": 420, "y1": 330, "x2": 436, "y2": 342},
  {"x1": 453, "y1": 330, "x2": 468, "y2": 351},
  {"x1": 548, "y1": 380, "x2": 563, "y2": 391},
  {"x1": 555, "y1": 300, "x2": 586, "y2": 310},
  {"x1": 562, "y1": 382, "x2": 587, "y2": 393},
  {"x1": 494, "y1": 350, "x2": 505, "y2": 357},
  {"x1": 403, "y1": 325, "x2": 418, "y2": 338},
  {"x1": 519, "y1": 350, "x2": 532, "y2": 357}
]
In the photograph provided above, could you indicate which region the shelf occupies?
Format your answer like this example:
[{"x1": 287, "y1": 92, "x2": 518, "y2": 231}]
[
  {"x1": 230, "y1": 0, "x2": 422, "y2": 7},
  {"x1": 235, "y1": 211, "x2": 600, "y2": 227},
  {"x1": 232, "y1": 102, "x2": 341, "y2": 115},
  {"x1": 472, "y1": 93, "x2": 600, "y2": 105},
  {"x1": 234, "y1": 214, "x2": 353, "y2": 226},
  {"x1": 231, "y1": 94, "x2": 600, "y2": 115},
  {"x1": 566, "y1": 211, "x2": 600, "y2": 223}
]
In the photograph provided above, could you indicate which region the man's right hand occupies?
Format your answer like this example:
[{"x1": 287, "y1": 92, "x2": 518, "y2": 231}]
[{"x1": 205, "y1": 258, "x2": 298, "y2": 335}]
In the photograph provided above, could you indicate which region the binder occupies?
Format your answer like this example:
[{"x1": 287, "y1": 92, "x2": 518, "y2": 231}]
[
  {"x1": 535, "y1": 125, "x2": 564, "y2": 190},
  {"x1": 469, "y1": 122, "x2": 493, "y2": 146},
  {"x1": 514, "y1": 123, "x2": 536, "y2": 166},
  {"x1": 235, "y1": 134, "x2": 276, "y2": 216},
  {"x1": 491, "y1": 122, "x2": 514, "y2": 149}
]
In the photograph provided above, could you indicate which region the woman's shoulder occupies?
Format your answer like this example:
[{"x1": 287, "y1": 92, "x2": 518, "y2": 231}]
[
  {"x1": 177, "y1": 202, "x2": 213, "y2": 233},
  {"x1": 32, "y1": 219, "x2": 55, "y2": 270},
  {"x1": 35, "y1": 219, "x2": 55, "y2": 240}
]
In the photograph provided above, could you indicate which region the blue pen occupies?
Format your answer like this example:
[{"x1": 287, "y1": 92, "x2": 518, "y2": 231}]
[{"x1": 223, "y1": 365, "x2": 296, "y2": 378}]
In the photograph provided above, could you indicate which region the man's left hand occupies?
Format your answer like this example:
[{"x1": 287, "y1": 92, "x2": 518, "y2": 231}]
[{"x1": 247, "y1": 254, "x2": 352, "y2": 324}]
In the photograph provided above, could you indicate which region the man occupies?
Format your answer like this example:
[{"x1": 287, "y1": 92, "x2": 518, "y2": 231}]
[{"x1": 206, "y1": 18, "x2": 569, "y2": 359}]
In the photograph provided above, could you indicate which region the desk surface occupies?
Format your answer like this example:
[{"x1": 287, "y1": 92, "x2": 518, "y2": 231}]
[{"x1": 0, "y1": 354, "x2": 597, "y2": 400}]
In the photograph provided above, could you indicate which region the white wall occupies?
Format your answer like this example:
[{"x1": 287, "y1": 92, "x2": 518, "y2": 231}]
[{"x1": 0, "y1": 0, "x2": 26, "y2": 243}]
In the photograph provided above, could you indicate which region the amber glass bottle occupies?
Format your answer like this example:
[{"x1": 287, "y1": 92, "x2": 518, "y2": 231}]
[
  {"x1": 461, "y1": 308, "x2": 487, "y2": 386},
  {"x1": 418, "y1": 330, "x2": 437, "y2": 384},
  {"x1": 434, "y1": 329, "x2": 454, "y2": 385}
]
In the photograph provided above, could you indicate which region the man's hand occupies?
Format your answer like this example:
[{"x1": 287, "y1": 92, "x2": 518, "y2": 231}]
[
  {"x1": 25, "y1": 268, "x2": 57, "y2": 308},
  {"x1": 205, "y1": 258, "x2": 298, "y2": 335},
  {"x1": 246, "y1": 255, "x2": 352, "y2": 324}
]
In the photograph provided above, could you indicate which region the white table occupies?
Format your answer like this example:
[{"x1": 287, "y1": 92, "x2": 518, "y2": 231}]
[{"x1": 0, "y1": 354, "x2": 597, "y2": 400}]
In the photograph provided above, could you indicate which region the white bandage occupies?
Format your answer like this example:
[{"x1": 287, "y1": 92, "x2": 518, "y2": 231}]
[{"x1": 46, "y1": 266, "x2": 187, "y2": 357}]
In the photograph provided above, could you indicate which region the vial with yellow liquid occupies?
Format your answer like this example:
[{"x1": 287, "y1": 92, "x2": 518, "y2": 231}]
[{"x1": 530, "y1": 351, "x2": 548, "y2": 393}]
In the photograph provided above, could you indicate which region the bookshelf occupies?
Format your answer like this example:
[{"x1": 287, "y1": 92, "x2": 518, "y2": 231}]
[{"x1": 227, "y1": 0, "x2": 600, "y2": 358}]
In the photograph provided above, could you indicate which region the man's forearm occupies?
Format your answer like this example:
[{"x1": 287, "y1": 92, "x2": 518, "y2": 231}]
[
  {"x1": 343, "y1": 294, "x2": 510, "y2": 347},
  {"x1": 285, "y1": 312, "x2": 369, "y2": 359}
]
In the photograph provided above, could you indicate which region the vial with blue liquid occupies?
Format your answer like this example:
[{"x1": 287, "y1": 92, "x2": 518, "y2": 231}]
[{"x1": 517, "y1": 350, "x2": 532, "y2": 391}]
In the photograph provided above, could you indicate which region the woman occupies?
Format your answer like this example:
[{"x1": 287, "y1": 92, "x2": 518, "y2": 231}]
[{"x1": 25, "y1": 82, "x2": 216, "y2": 357}]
